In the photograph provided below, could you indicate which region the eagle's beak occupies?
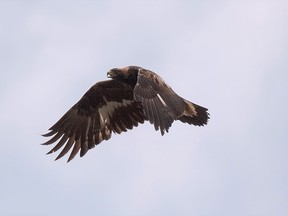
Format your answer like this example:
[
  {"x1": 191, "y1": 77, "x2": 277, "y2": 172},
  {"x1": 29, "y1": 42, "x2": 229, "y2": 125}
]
[
  {"x1": 107, "y1": 71, "x2": 113, "y2": 78},
  {"x1": 107, "y1": 69, "x2": 117, "y2": 78},
  {"x1": 107, "y1": 70, "x2": 116, "y2": 78}
]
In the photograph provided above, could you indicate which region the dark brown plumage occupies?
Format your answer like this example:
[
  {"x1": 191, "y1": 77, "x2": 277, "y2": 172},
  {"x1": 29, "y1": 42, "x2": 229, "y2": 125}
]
[{"x1": 42, "y1": 66, "x2": 209, "y2": 162}]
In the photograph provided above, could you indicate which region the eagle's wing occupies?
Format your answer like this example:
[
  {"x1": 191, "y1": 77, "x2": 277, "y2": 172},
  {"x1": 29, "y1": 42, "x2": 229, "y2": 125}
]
[
  {"x1": 133, "y1": 69, "x2": 185, "y2": 135},
  {"x1": 42, "y1": 80, "x2": 146, "y2": 162},
  {"x1": 177, "y1": 99, "x2": 210, "y2": 126}
]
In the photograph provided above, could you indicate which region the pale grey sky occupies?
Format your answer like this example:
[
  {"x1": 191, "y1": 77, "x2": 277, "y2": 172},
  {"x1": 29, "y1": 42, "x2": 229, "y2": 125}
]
[{"x1": 1, "y1": 0, "x2": 287, "y2": 215}]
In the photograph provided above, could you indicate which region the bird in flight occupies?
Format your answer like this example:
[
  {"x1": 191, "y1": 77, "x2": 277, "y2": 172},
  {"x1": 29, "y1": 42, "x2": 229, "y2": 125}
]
[{"x1": 43, "y1": 66, "x2": 209, "y2": 162}]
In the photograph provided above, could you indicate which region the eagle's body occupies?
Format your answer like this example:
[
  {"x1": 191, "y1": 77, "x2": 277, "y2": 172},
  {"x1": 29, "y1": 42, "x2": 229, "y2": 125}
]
[{"x1": 43, "y1": 66, "x2": 209, "y2": 161}]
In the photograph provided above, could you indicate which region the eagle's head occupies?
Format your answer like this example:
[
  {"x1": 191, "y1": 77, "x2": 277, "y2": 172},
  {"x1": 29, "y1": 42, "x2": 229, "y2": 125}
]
[{"x1": 107, "y1": 66, "x2": 141, "y2": 85}]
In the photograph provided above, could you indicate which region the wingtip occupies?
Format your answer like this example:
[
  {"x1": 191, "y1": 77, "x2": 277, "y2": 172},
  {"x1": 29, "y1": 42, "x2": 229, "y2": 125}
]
[
  {"x1": 46, "y1": 150, "x2": 53, "y2": 155},
  {"x1": 54, "y1": 154, "x2": 63, "y2": 161},
  {"x1": 45, "y1": 150, "x2": 63, "y2": 162},
  {"x1": 42, "y1": 140, "x2": 53, "y2": 146},
  {"x1": 42, "y1": 130, "x2": 56, "y2": 137},
  {"x1": 67, "y1": 154, "x2": 75, "y2": 163},
  {"x1": 160, "y1": 128, "x2": 169, "y2": 136},
  {"x1": 53, "y1": 154, "x2": 72, "y2": 163}
]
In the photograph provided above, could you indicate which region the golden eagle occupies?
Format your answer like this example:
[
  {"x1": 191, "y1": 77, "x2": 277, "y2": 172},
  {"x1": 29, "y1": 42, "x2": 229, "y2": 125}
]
[{"x1": 43, "y1": 66, "x2": 209, "y2": 161}]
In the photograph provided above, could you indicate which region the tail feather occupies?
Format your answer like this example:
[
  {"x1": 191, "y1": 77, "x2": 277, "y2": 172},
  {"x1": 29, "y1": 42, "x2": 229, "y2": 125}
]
[{"x1": 178, "y1": 99, "x2": 209, "y2": 126}]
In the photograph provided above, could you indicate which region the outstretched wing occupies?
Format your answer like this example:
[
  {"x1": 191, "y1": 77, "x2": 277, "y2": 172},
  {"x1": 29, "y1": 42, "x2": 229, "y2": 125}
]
[
  {"x1": 133, "y1": 68, "x2": 185, "y2": 135},
  {"x1": 178, "y1": 99, "x2": 210, "y2": 126},
  {"x1": 42, "y1": 80, "x2": 146, "y2": 162}
]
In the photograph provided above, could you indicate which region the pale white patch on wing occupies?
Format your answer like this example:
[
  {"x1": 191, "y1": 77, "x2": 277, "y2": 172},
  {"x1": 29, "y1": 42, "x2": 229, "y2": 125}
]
[
  {"x1": 99, "y1": 112, "x2": 105, "y2": 126},
  {"x1": 98, "y1": 99, "x2": 132, "y2": 126},
  {"x1": 183, "y1": 99, "x2": 197, "y2": 116},
  {"x1": 85, "y1": 117, "x2": 91, "y2": 140},
  {"x1": 157, "y1": 93, "x2": 167, "y2": 107}
]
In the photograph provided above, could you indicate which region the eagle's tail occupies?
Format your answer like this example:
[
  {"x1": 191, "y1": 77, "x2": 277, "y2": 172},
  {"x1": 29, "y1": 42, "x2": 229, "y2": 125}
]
[{"x1": 178, "y1": 99, "x2": 209, "y2": 126}]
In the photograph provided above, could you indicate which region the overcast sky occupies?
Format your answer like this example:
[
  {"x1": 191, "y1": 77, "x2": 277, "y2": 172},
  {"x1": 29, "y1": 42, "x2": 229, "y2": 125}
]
[{"x1": 1, "y1": 0, "x2": 287, "y2": 216}]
